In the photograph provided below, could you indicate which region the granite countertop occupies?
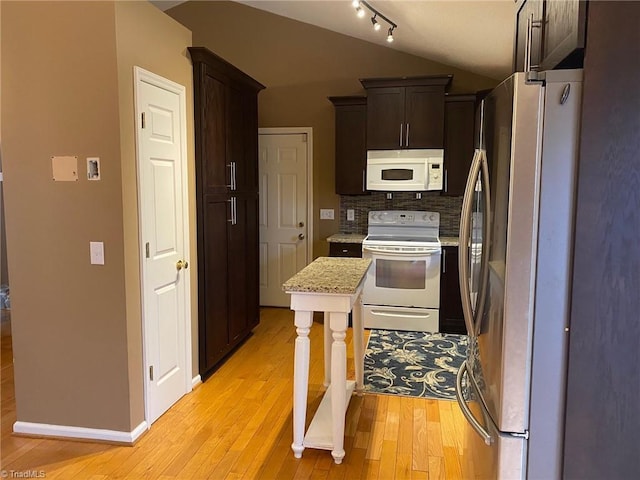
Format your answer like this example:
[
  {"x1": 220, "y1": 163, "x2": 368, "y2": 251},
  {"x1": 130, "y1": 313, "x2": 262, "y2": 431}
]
[
  {"x1": 282, "y1": 257, "x2": 372, "y2": 294},
  {"x1": 440, "y1": 236, "x2": 460, "y2": 247},
  {"x1": 326, "y1": 233, "x2": 366, "y2": 244}
]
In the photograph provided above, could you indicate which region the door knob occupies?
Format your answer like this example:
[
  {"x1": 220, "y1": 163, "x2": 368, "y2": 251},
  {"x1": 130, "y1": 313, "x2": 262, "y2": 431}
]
[
  {"x1": 298, "y1": 221, "x2": 305, "y2": 227},
  {"x1": 298, "y1": 233, "x2": 305, "y2": 240},
  {"x1": 176, "y1": 260, "x2": 189, "y2": 271}
]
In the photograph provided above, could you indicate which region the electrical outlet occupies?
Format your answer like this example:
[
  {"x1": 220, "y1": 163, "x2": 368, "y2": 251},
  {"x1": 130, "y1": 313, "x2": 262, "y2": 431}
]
[
  {"x1": 347, "y1": 209, "x2": 355, "y2": 221},
  {"x1": 320, "y1": 208, "x2": 334, "y2": 220}
]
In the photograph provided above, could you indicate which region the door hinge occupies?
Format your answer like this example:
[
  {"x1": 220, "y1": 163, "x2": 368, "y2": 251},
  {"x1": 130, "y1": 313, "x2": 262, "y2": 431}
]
[
  {"x1": 145, "y1": 242, "x2": 150, "y2": 259},
  {"x1": 141, "y1": 112, "x2": 146, "y2": 129},
  {"x1": 149, "y1": 365, "x2": 154, "y2": 381}
]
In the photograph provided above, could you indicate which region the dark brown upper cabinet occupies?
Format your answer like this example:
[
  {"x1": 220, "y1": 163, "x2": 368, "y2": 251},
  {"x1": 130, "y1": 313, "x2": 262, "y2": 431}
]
[
  {"x1": 360, "y1": 76, "x2": 453, "y2": 150},
  {"x1": 329, "y1": 96, "x2": 368, "y2": 195},
  {"x1": 443, "y1": 94, "x2": 476, "y2": 196},
  {"x1": 514, "y1": 0, "x2": 587, "y2": 74}
]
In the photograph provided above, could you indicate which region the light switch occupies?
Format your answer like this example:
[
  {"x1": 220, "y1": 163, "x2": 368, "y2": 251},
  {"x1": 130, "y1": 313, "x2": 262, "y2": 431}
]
[
  {"x1": 90, "y1": 242, "x2": 105, "y2": 265},
  {"x1": 347, "y1": 209, "x2": 355, "y2": 221}
]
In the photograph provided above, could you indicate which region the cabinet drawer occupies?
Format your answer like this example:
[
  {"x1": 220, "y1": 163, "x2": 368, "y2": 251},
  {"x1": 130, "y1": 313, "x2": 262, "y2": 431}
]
[{"x1": 329, "y1": 242, "x2": 362, "y2": 258}]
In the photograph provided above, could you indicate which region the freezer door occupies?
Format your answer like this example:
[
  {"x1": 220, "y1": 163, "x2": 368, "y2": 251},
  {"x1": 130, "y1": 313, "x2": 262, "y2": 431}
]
[
  {"x1": 472, "y1": 73, "x2": 544, "y2": 433},
  {"x1": 456, "y1": 361, "x2": 527, "y2": 479}
]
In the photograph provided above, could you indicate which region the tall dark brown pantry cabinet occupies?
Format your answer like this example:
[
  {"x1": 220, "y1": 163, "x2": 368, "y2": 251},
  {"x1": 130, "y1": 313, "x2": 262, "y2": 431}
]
[{"x1": 189, "y1": 47, "x2": 265, "y2": 380}]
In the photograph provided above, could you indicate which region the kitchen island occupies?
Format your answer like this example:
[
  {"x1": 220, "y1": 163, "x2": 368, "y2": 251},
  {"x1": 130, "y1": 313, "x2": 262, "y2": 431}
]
[{"x1": 282, "y1": 256, "x2": 371, "y2": 464}]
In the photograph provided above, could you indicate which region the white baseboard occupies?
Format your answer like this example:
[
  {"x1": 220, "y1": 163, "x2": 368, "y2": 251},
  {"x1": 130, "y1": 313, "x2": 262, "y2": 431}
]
[
  {"x1": 192, "y1": 374, "x2": 202, "y2": 389},
  {"x1": 13, "y1": 420, "x2": 148, "y2": 445}
]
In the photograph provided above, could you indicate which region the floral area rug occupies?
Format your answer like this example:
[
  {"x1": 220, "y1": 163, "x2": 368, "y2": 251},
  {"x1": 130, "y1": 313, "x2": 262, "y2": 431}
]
[{"x1": 363, "y1": 329, "x2": 469, "y2": 400}]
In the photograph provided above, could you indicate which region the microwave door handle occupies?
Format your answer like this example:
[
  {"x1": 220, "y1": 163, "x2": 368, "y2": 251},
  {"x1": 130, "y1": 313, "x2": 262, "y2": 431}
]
[{"x1": 459, "y1": 149, "x2": 483, "y2": 337}]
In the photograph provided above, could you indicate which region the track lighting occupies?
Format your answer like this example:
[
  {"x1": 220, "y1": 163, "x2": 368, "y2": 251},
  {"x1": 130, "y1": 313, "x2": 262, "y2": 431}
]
[{"x1": 352, "y1": 1, "x2": 397, "y2": 42}]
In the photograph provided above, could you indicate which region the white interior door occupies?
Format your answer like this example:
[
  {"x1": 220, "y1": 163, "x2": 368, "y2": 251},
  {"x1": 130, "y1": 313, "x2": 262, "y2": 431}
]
[
  {"x1": 135, "y1": 67, "x2": 191, "y2": 424},
  {"x1": 259, "y1": 132, "x2": 310, "y2": 307}
]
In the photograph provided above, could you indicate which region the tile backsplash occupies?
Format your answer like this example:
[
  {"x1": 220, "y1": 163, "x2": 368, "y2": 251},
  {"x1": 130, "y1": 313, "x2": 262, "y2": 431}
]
[{"x1": 339, "y1": 192, "x2": 463, "y2": 237}]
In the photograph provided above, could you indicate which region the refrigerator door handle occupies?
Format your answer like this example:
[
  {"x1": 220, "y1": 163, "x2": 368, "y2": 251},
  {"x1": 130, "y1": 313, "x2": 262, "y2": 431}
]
[
  {"x1": 472, "y1": 151, "x2": 492, "y2": 334},
  {"x1": 455, "y1": 361, "x2": 493, "y2": 446},
  {"x1": 458, "y1": 149, "x2": 482, "y2": 336}
]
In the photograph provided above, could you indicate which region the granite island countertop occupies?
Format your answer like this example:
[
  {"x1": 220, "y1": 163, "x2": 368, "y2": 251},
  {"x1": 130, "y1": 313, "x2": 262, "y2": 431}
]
[
  {"x1": 326, "y1": 233, "x2": 366, "y2": 244},
  {"x1": 282, "y1": 257, "x2": 371, "y2": 295}
]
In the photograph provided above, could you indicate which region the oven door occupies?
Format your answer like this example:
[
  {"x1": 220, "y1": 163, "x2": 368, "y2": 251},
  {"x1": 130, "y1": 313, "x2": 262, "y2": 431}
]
[{"x1": 361, "y1": 245, "x2": 441, "y2": 309}]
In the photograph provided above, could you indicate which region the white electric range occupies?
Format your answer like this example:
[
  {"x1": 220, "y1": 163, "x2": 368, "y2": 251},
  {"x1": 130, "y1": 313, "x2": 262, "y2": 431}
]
[{"x1": 361, "y1": 211, "x2": 441, "y2": 332}]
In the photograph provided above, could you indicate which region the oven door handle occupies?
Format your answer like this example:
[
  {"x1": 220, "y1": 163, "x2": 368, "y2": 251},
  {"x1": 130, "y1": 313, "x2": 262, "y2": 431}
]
[{"x1": 362, "y1": 246, "x2": 441, "y2": 256}]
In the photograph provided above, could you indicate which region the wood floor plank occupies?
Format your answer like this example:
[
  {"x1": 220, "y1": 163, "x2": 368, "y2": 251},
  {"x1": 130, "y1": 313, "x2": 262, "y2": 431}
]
[
  {"x1": 0, "y1": 308, "x2": 468, "y2": 479},
  {"x1": 412, "y1": 398, "x2": 429, "y2": 471}
]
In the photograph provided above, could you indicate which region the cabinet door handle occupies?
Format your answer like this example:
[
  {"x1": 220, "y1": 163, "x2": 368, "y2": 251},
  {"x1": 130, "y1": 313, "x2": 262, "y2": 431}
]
[
  {"x1": 442, "y1": 248, "x2": 446, "y2": 274},
  {"x1": 444, "y1": 169, "x2": 448, "y2": 193},
  {"x1": 525, "y1": 13, "x2": 542, "y2": 74},
  {"x1": 362, "y1": 170, "x2": 366, "y2": 192},
  {"x1": 406, "y1": 123, "x2": 410, "y2": 147},
  {"x1": 227, "y1": 197, "x2": 237, "y2": 225},
  {"x1": 399, "y1": 123, "x2": 403, "y2": 147},
  {"x1": 227, "y1": 162, "x2": 237, "y2": 190}
]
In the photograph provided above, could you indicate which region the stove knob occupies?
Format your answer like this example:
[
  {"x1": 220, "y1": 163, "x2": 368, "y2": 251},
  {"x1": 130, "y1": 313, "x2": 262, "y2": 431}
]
[
  {"x1": 422, "y1": 214, "x2": 429, "y2": 221},
  {"x1": 429, "y1": 214, "x2": 436, "y2": 222}
]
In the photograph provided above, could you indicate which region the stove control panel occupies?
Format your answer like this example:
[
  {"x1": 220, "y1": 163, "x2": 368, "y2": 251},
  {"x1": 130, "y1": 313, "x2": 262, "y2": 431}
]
[{"x1": 368, "y1": 210, "x2": 439, "y2": 227}]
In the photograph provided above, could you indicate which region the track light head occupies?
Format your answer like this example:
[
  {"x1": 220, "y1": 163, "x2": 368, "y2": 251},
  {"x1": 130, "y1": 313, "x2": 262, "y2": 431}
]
[
  {"x1": 371, "y1": 15, "x2": 381, "y2": 31},
  {"x1": 352, "y1": 0, "x2": 360, "y2": 8},
  {"x1": 356, "y1": 6, "x2": 365, "y2": 18},
  {"x1": 387, "y1": 27, "x2": 395, "y2": 43}
]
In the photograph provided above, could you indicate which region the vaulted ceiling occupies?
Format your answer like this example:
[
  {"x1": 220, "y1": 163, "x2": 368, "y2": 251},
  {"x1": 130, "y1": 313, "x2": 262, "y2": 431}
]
[{"x1": 154, "y1": 0, "x2": 516, "y2": 81}]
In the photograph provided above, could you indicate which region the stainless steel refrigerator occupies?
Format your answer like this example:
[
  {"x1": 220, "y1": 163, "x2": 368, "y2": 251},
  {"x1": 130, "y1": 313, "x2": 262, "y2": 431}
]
[{"x1": 454, "y1": 70, "x2": 583, "y2": 479}]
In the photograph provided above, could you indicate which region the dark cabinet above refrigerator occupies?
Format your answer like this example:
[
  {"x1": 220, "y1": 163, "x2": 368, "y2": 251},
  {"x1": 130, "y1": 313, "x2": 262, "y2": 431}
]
[{"x1": 514, "y1": 0, "x2": 587, "y2": 74}]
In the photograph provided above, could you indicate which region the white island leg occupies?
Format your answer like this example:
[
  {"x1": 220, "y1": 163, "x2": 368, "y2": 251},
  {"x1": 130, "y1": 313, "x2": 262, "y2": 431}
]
[
  {"x1": 323, "y1": 312, "x2": 331, "y2": 387},
  {"x1": 292, "y1": 310, "x2": 313, "y2": 458},
  {"x1": 329, "y1": 311, "x2": 348, "y2": 464},
  {"x1": 352, "y1": 293, "x2": 364, "y2": 394}
]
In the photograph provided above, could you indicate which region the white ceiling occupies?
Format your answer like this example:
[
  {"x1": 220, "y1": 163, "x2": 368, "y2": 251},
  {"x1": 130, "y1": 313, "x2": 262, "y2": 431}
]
[
  {"x1": 237, "y1": 1, "x2": 516, "y2": 80},
  {"x1": 154, "y1": 0, "x2": 516, "y2": 80}
]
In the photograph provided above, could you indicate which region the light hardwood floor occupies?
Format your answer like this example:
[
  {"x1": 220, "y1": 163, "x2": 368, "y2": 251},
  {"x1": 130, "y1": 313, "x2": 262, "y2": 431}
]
[{"x1": 1, "y1": 307, "x2": 469, "y2": 479}]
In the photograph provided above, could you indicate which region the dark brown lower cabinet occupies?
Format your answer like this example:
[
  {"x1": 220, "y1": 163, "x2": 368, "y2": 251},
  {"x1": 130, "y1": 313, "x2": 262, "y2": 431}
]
[
  {"x1": 439, "y1": 246, "x2": 466, "y2": 334},
  {"x1": 199, "y1": 193, "x2": 260, "y2": 375},
  {"x1": 328, "y1": 242, "x2": 362, "y2": 258}
]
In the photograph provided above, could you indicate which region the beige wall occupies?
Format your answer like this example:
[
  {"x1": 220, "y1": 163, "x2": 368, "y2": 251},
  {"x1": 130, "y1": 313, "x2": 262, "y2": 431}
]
[
  {"x1": 168, "y1": 1, "x2": 498, "y2": 257},
  {"x1": 2, "y1": 1, "x2": 131, "y2": 431},
  {"x1": 1, "y1": 1, "x2": 194, "y2": 433}
]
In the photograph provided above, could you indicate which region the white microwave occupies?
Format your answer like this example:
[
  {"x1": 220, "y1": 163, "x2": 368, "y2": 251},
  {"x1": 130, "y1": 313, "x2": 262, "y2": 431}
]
[{"x1": 366, "y1": 149, "x2": 444, "y2": 191}]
